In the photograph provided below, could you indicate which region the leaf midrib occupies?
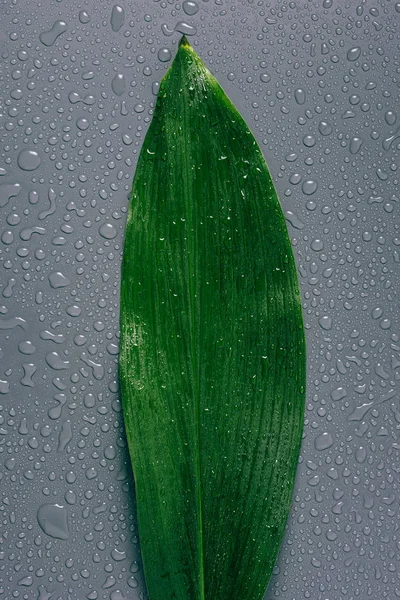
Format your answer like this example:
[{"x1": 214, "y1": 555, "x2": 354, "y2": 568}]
[{"x1": 180, "y1": 51, "x2": 205, "y2": 600}]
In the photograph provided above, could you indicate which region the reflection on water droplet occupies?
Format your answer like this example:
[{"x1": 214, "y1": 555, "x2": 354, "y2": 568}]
[{"x1": 17, "y1": 150, "x2": 41, "y2": 171}]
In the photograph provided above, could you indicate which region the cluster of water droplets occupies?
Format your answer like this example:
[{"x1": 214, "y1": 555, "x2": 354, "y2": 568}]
[{"x1": 0, "y1": 0, "x2": 399, "y2": 598}]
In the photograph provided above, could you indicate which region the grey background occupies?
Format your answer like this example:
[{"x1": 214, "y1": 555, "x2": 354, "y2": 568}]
[{"x1": 0, "y1": 0, "x2": 399, "y2": 598}]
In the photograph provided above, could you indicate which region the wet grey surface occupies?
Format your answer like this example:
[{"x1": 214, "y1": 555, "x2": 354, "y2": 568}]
[{"x1": 0, "y1": 0, "x2": 399, "y2": 598}]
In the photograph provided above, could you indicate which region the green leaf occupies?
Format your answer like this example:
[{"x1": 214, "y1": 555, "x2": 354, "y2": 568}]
[{"x1": 119, "y1": 36, "x2": 306, "y2": 600}]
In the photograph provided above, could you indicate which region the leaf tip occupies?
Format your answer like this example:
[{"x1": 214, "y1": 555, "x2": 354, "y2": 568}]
[{"x1": 179, "y1": 35, "x2": 191, "y2": 49}]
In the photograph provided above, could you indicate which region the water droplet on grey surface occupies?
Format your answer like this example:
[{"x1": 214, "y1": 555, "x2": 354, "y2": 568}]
[
  {"x1": 315, "y1": 432, "x2": 334, "y2": 450},
  {"x1": 294, "y1": 88, "x2": 305, "y2": 105},
  {"x1": 183, "y1": 0, "x2": 199, "y2": 15},
  {"x1": 79, "y1": 10, "x2": 90, "y2": 24},
  {"x1": 111, "y1": 73, "x2": 126, "y2": 96},
  {"x1": 0, "y1": 182, "x2": 21, "y2": 207},
  {"x1": 347, "y1": 47, "x2": 361, "y2": 61},
  {"x1": 21, "y1": 363, "x2": 36, "y2": 387},
  {"x1": 158, "y1": 48, "x2": 172, "y2": 62},
  {"x1": 17, "y1": 150, "x2": 41, "y2": 171},
  {"x1": 383, "y1": 124, "x2": 400, "y2": 151},
  {"x1": 302, "y1": 179, "x2": 318, "y2": 195},
  {"x1": 331, "y1": 387, "x2": 347, "y2": 401},
  {"x1": 45, "y1": 352, "x2": 70, "y2": 371},
  {"x1": 38, "y1": 188, "x2": 56, "y2": 220},
  {"x1": 349, "y1": 137, "x2": 363, "y2": 154},
  {"x1": 37, "y1": 504, "x2": 69, "y2": 540},
  {"x1": 111, "y1": 5, "x2": 125, "y2": 32},
  {"x1": 110, "y1": 591, "x2": 126, "y2": 600},
  {"x1": 80, "y1": 353, "x2": 104, "y2": 380},
  {"x1": 303, "y1": 135, "x2": 316, "y2": 148},
  {"x1": 39, "y1": 20, "x2": 67, "y2": 46},
  {"x1": 3, "y1": 277, "x2": 16, "y2": 298},
  {"x1": 48, "y1": 272, "x2": 70, "y2": 289},
  {"x1": 0, "y1": 316, "x2": 27, "y2": 330},
  {"x1": 0, "y1": 380, "x2": 10, "y2": 394},
  {"x1": 99, "y1": 223, "x2": 117, "y2": 239},
  {"x1": 318, "y1": 121, "x2": 332, "y2": 136},
  {"x1": 311, "y1": 238, "x2": 324, "y2": 251},
  {"x1": 285, "y1": 210, "x2": 304, "y2": 230},
  {"x1": 174, "y1": 22, "x2": 197, "y2": 36},
  {"x1": 58, "y1": 421, "x2": 72, "y2": 452},
  {"x1": 111, "y1": 548, "x2": 127, "y2": 562},
  {"x1": 319, "y1": 316, "x2": 332, "y2": 330}
]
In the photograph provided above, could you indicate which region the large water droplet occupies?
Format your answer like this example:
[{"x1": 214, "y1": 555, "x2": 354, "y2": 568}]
[{"x1": 17, "y1": 150, "x2": 41, "y2": 171}]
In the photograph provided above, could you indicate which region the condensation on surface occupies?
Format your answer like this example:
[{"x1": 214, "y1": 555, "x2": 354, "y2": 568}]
[{"x1": 0, "y1": 1, "x2": 399, "y2": 599}]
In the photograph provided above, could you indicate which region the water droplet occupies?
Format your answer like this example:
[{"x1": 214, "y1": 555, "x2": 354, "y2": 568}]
[
  {"x1": 318, "y1": 121, "x2": 332, "y2": 136},
  {"x1": 39, "y1": 20, "x2": 67, "y2": 47},
  {"x1": 58, "y1": 421, "x2": 72, "y2": 452},
  {"x1": 45, "y1": 352, "x2": 70, "y2": 371},
  {"x1": 0, "y1": 182, "x2": 21, "y2": 208},
  {"x1": 99, "y1": 223, "x2": 117, "y2": 239},
  {"x1": 111, "y1": 73, "x2": 126, "y2": 96},
  {"x1": 111, "y1": 5, "x2": 125, "y2": 32},
  {"x1": 182, "y1": 0, "x2": 199, "y2": 15},
  {"x1": 349, "y1": 137, "x2": 363, "y2": 154},
  {"x1": 21, "y1": 363, "x2": 36, "y2": 387},
  {"x1": 285, "y1": 210, "x2": 304, "y2": 230},
  {"x1": 174, "y1": 22, "x2": 197, "y2": 36},
  {"x1": 347, "y1": 47, "x2": 361, "y2": 61},
  {"x1": 319, "y1": 315, "x2": 332, "y2": 330},
  {"x1": 79, "y1": 10, "x2": 90, "y2": 24},
  {"x1": 315, "y1": 432, "x2": 334, "y2": 450},
  {"x1": 303, "y1": 135, "x2": 316, "y2": 147},
  {"x1": 331, "y1": 387, "x2": 347, "y2": 401},
  {"x1": 158, "y1": 48, "x2": 172, "y2": 62},
  {"x1": 302, "y1": 179, "x2": 318, "y2": 195},
  {"x1": 49, "y1": 272, "x2": 70, "y2": 289},
  {"x1": 37, "y1": 504, "x2": 69, "y2": 540},
  {"x1": 294, "y1": 88, "x2": 306, "y2": 105},
  {"x1": 17, "y1": 150, "x2": 41, "y2": 171}
]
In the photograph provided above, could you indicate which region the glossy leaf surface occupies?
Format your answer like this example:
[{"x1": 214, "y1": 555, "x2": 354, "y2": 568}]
[{"x1": 120, "y1": 36, "x2": 306, "y2": 600}]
